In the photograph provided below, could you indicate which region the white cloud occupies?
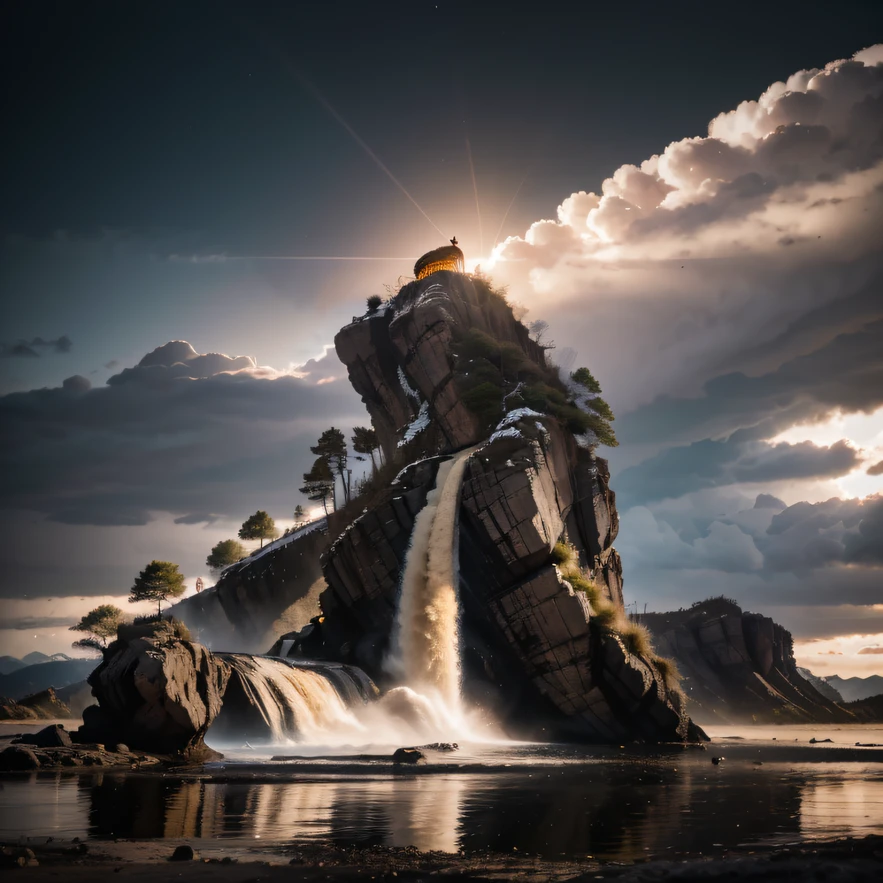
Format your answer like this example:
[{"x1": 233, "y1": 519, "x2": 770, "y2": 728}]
[{"x1": 488, "y1": 46, "x2": 883, "y2": 413}]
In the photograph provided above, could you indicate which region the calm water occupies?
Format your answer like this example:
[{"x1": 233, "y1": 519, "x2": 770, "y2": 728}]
[{"x1": 2, "y1": 726, "x2": 882, "y2": 860}]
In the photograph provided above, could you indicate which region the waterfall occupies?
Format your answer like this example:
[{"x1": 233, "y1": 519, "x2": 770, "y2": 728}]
[
  {"x1": 389, "y1": 448, "x2": 475, "y2": 710},
  {"x1": 207, "y1": 448, "x2": 491, "y2": 748},
  {"x1": 217, "y1": 654, "x2": 375, "y2": 744},
  {"x1": 211, "y1": 651, "x2": 488, "y2": 747}
]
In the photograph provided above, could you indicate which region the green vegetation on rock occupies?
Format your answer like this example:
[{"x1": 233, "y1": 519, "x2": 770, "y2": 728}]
[
  {"x1": 238, "y1": 510, "x2": 278, "y2": 549},
  {"x1": 129, "y1": 560, "x2": 186, "y2": 618},
  {"x1": 206, "y1": 538, "x2": 247, "y2": 571},
  {"x1": 69, "y1": 604, "x2": 125, "y2": 653}
]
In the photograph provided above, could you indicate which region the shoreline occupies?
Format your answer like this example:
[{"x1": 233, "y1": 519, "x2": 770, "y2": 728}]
[{"x1": 5, "y1": 833, "x2": 883, "y2": 882}]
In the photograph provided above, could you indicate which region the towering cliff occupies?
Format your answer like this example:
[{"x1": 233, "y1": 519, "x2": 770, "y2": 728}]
[
  {"x1": 286, "y1": 269, "x2": 702, "y2": 743},
  {"x1": 640, "y1": 598, "x2": 855, "y2": 724}
]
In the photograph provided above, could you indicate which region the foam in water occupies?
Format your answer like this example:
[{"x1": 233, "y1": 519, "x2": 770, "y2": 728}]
[{"x1": 222, "y1": 655, "x2": 368, "y2": 743}]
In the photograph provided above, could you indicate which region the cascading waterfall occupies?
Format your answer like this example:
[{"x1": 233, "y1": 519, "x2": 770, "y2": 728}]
[
  {"x1": 208, "y1": 448, "x2": 490, "y2": 748},
  {"x1": 217, "y1": 654, "x2": 374, "y2": 743},
  {"x1": 388, "y1": 447, "x2": 475, "y2": 711}
]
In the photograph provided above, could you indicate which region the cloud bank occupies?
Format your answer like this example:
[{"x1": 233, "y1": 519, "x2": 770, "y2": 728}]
[
  {"x1": 0, "y1": 340, "x2": 364, "y2": 529},
  {"x1": 489, "y1": 46, "x2": 883, "y2": 653}
]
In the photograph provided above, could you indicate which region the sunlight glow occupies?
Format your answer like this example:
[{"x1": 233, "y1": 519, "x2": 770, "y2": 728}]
[
  {"x1": 771, "y1": 407, "x2": 883, "y2": 498},
  {"x1": 794, "y1": 627, "x2": 883, "y2": 677}
]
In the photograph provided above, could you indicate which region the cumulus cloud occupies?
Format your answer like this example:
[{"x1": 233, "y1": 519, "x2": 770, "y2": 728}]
[
  {"x1": 490, "y1": 46, "x2": 883, "y2": 416},
  {"x1": 615, "y1": 319, "x2": 883, "y2": 449},
  {"x1": 868, "y1": 459, "x2": 883, "y2": 476},
  {"x1": 107, "y1": 340, "x2": 257, "y2": 385},
  {"x1": 618, "y1": 492, "x2": 883, "y2": 615},
  {"x1": 488, "y1": 46, "x2": 883, "y2": 638},
  {"x1": 859, "y1": 646, "x2": 883, "y2": 654},
  {"x1": 0, "y1": 340, "x2": 366, "y2": 528}
]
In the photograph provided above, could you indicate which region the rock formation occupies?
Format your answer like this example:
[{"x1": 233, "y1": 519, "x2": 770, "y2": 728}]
[
  {"x1": 640, "y1": 598, "x2": 855, "y2": 724},
  {"x1": 284, "y1": 269, "x2": 702, "y2": 743},
  {"x1": 0, "y1": 687, "x2": 71, "y2": 721},
  {"x1": 78, "y1": 620, "x2": 230, "y2": 757}
]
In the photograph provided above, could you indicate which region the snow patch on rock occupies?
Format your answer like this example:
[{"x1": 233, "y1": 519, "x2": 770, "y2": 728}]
[{"x1": 398, "y1": 401, "x2": 431, "y2": 447}]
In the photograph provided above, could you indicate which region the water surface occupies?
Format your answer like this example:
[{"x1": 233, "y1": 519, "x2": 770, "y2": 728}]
[{"x1": 2, "y1": 725, "x2": 881, "y2": 860}]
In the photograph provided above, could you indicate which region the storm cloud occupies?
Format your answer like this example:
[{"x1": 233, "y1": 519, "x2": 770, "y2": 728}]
[
  {"x1": 616, "y1": 436, "x2": 860, "y2": 507},
  {"x1": 0, "y1": 340, "x2": 365, "y2": 527}
]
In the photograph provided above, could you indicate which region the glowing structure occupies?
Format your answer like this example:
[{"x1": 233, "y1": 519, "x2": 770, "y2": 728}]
[{"x1": 414, "y1": 236, "x2": 464, "y2": 280}]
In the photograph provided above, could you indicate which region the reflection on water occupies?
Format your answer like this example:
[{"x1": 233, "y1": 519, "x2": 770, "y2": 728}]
[{"x1": 2, "y1": 751, "x2": 882, "y2": 859}]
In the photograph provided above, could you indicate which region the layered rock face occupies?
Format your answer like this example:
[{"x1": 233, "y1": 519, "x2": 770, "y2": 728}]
[
  {"x1": 641, "y1": 598, "x2": 855, "y2": 724},
  {"x1": 79, "y1": 621, "x2": 230, "y2": 756},
  {"x1": 297, "y1": 270, "x2": 701, "y2": 742},
  {"x1": 336, "y1": 272, "x2": 543, "y2": 460},
  {"x1": 170, "y1": 522, "x2": 328, "y2": 651}
]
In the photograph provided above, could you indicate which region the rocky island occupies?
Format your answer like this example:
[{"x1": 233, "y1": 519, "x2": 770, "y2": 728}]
[{"x1": 167, "y1": 252, "x2": 704, "y2": 747}]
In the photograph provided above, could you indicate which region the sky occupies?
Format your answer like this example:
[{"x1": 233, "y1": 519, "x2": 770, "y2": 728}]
[{"x1": 2, "y1": 1, "x2": 882, "y2": 678}]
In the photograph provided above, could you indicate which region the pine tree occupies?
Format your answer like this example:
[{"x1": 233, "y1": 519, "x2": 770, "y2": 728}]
[
  {"x1": 299, "y1": 457, "x2": 335, "y2": 516},
  {"x1": 352, "y1": 426, "x2": 380, "y2": 476},
  {"x1": 570, "y1": 367, "x2": 618, "y2": 447},
  {"x1": 293, "y1": 504, "x2": 307, "y2": 528},
  {"x1": 238, "y1": 510, "x2": 278, "y2": 548},
  {"x1": 69, "y1": 604, "x2": 125, "y2": 653},
  {"x1": 129, "y1": 561, "x2": 186, "y2": 618},
  {"x1": 311, "y1": 427, "x2": 349, "y2": 505}
]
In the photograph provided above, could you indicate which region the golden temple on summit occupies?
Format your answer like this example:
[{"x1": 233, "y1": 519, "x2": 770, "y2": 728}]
[{"x1": 414, "y1": 237, "x2": 465, "y2": 280}]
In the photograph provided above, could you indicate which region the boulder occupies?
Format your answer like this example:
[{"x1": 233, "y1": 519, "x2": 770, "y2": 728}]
[
  {"x1": 170, "y1": 845, "x2": 195, "y2": 861},
  {"x1": 79, "y1": 620, "x2": 230, "y2": 755},
  {"x1": 0, "y1": 745, "x2": 41, "y2": 771},
  {"x1": 392, "y1": 747, "x2": 426, "y2": 764},
  {"x1": 19, "y1": 723, "x2": 72, "y2": 747}
]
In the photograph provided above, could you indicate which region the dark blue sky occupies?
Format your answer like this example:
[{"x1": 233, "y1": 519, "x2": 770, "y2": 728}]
[{"x1": 5, "y1": 1, "x2": 882, "y2": 245}]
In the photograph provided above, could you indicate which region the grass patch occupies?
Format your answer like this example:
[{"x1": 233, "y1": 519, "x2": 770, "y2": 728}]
[
  {"x1": 591, "y1": 602, "x2": 619, "y2": 629},
  {"x1": 620, "y1": 621, "x2": 652, "y2": 657},
  {"x1": 550, "y1": 541, "x2": 573, "y2": 566},
  {"x1": 566, "y1": 574, "x2": 601, "y2": 606},
  {"x1": 652, "y1": 654, "x2": 682, "y2": 692}
]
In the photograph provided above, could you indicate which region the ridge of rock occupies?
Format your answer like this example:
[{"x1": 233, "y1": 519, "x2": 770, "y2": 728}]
[{"x1": 640, "y1": 598, "x2": 856, "y2": 724}]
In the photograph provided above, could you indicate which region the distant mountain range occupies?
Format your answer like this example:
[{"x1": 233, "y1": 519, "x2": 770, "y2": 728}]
[
  {"x1": 796, "y1": 667, "x2": 844, "y2": 702},
  {"x1": 0, "y1": 651, "x2": 73, "y2": 675},
  {"x1": 826, "y1": 675, "x2": 883, "y2": 702},
  {"x1": 0, "y1": 656, "x2": 97, "y2": 701}
]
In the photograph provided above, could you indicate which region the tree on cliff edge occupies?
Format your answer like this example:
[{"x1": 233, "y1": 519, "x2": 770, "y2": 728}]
[
  {"x1": 129, "y1": 561, "x2": 186, "y2": 618},
  {"x1": 352, "y1": 426, "x2": 381, "y2": 475},
  {"x1": 570, "y1": 367, "x2": 618, "y2": 447},
  {"x1": 311, "y1": 427, "x2": 349, "y2": 505},
  {"x1": 238, "y1": 510, "x2": 278, "y2": 548},
  {"x1": 70, "y1": 604, "x2": 125, "y2": 654},
  {"x1": 300, "y1": 457, "x2": 335, "y2": 516},
  {"x1": 206, "y1": 538, "x2": 247, "y2": 572}
]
